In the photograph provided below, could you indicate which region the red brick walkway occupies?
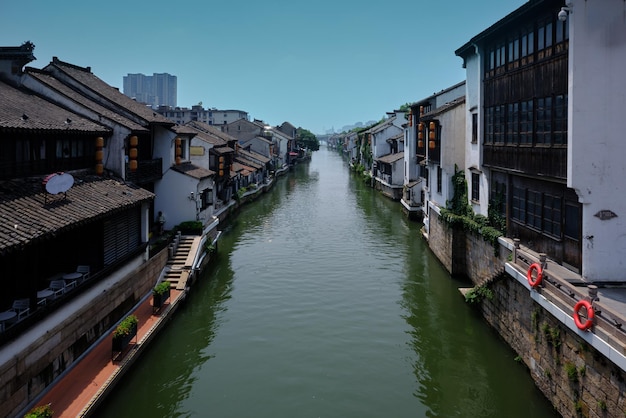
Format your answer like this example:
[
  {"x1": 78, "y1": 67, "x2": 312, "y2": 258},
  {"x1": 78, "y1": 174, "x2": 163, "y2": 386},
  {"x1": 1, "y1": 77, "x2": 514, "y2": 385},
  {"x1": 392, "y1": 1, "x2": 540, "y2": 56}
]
[{"x1": 33, "y1": 289, "x2": 182, "y2": 417}]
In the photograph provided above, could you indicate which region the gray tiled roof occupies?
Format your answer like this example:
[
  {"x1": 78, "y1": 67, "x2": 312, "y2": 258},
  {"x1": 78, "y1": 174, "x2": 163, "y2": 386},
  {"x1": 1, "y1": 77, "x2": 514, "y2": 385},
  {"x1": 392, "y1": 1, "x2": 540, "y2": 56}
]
[
  {"x1": 171, "y1": 162, "x2": 214, "y2": 179},
  {"x1": 185, "y1": 124, "x2": 227, "y2": 146},
  {"x1": 171, "y1": 124, "x2": 199, "y2": 136},
  {"x1": 0, "y1": 172, "x2": 154, "y2": 254},
  {"x1": 234, "y1": 155, "x2": 263, "y2": 170},
  {"x1": 185, "y1": 120, "x2": 237, "y2": 144},
  {"x1": 25, "y1": 69, "x2": 148, "y2": 133},
  {"x1": 0, "y1": 81, "x2": 109, "y2": 133},
  {"x1": 238, "y1": 148, "x2": 270, "y2": 164},
  {"x1": 376, "y1": 151, "x2": 404, "y2": 164},
  {"x1": 212, "y1": 146, "x2": 235, "y2": 154},
  {"x1": 421, "y1": 97, "x2": 466, "y2": 119},
  {"x1": 48, "y1": 58, "x2": 174, "y2": 126}
]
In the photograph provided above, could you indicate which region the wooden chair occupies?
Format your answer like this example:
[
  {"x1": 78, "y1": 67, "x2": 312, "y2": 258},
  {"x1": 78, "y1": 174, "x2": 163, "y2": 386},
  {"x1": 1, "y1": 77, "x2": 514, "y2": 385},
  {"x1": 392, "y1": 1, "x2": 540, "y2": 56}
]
[
  {"x1": 49, "y1": 280, "x2": 66, "y2": 298},
  {"x1": 11, "y1": 298, "x2": 30, "y2": 320},
  {"x1": 76, "y1": 265, "x2": 91, "y2": 282}
]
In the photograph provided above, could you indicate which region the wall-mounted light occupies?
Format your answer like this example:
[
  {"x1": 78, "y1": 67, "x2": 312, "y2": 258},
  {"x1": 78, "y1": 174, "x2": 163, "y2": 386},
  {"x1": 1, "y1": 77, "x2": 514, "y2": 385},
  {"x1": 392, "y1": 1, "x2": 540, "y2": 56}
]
[
  {"x1": 558, "y1": 6, "x2": 571, "y2": 22},
  {"x1": 189, "y1": 191, "x2": 195, "y2": 200}
]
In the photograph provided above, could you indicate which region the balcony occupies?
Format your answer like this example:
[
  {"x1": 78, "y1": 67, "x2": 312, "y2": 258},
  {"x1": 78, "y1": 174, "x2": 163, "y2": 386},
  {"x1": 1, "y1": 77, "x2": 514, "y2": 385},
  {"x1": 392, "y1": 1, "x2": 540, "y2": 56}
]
[{"x1": 125, "y1": 158, "x2": 163, "y2": 185}]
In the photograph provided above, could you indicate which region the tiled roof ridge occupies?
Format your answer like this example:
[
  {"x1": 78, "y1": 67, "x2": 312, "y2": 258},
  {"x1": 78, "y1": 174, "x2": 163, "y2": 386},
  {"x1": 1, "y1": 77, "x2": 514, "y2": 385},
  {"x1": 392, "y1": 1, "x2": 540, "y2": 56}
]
[{"x1": 52, "y1": 56, "x2": 92, "y2": 74}]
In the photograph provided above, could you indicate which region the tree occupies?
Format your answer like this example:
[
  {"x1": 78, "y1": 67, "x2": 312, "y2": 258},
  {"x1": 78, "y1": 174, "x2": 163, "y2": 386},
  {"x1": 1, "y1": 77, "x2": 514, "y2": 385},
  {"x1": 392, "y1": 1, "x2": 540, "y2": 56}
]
[
  {"x1": 398, "y1": 102, "x2": 413, "y2": 112},
  {"x1": 297, "y1": 127, "x2": 320, "y2": 151}
]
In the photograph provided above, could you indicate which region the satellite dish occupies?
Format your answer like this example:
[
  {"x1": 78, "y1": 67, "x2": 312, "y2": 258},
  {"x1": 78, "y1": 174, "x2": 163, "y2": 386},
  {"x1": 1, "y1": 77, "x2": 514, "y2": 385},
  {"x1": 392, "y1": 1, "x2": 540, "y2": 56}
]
[{"x1": 42, "y1": 172, "x2": 74, "y2": 195}]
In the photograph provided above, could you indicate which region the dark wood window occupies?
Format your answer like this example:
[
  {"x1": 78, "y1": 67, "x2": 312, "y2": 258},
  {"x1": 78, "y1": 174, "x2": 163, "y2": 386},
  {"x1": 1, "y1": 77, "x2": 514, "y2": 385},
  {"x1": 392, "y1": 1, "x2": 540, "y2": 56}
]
[
  {"x1": 495, "y1": 43, "x2": 506, "y2": 75},
  {"x1": 554, "y1": 94, "x2": 568, "y2": 145},
  {"x1": 56, "y1": 138, "x2": 86, "y2": 159},
  {"x1": 437, "y1": 166, "x2": 442, "y2": 194},
  {"x1": 520, "y1": 100, "x2": 534, "y2": 144},
  {"x1": 535, "y1": 97, "x2": 552, "y2": 145},
  {"x1": 490, "y1": 179, "x2": 507, "y2": 218},
  {"x1": 485, "y1": 107, "x2": 494, "y2": 144},
  {"x1": 543, "y1": 194, "x2": 562, "y2": 237},
  {"x1": 507, "y1": 35, "x2": 520, "y2": 70},
  {"x1": 506, "y1": 103, "x2": 519, "y2": 144},
  {"x1": 512, "y1": 185, "x2": 568, "y2": 239},
  {"x1": 103, "y1": 208, "x2": 141, "y2": 267},
  {"x1": 520, "y1": 27, "x2": 534, "y2": 66},
  {"x1": 471, "y1": 113, "x2": 478, "y2": 144},
  {"x1": 555, "y1": 18, "x2": 569, "y2": 53},
  {"x1": 494, "y1": 105, "x2": 505, "y2": 144},
  {"x1": 537, "y1": 20, "x2": 553, "y2": 60},
  {"x1": 471, "y1": 172, "x2": 480, "y2": 202},
  {"x1": 512, "y1": 186, "x2": 526, "y2": 222},
  {"x1": 527, "y1": 190, "x2": 542, "y2": 230}
]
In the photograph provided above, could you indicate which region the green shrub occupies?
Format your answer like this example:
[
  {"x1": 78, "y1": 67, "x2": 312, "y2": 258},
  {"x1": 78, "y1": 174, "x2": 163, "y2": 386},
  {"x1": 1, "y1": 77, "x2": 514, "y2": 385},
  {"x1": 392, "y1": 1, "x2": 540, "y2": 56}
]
[
  {"x1": 204, "y1": 240, "x2": 216, "y2": 254},
  {"x1": 474, "y1": 214, "x2": 489, "y2": 227},
  {"x1": 113, "y1": 315, "x2": 138, "y2": 338},
  {"x1": 465, "y1": 283, "x2": 494, "y2": 304},
  {"x1": 564, "y1": 362, "x2": 579, "y2": 383},
  {"x1": 176, "y1": 220, "x2": 202, "y2": 235},
  {"x1": 153, "y1": 281, "x2": 170, "y2": 296},
  {"x1": 24, "y1": 404, "x2": 53, "y2": 418}
]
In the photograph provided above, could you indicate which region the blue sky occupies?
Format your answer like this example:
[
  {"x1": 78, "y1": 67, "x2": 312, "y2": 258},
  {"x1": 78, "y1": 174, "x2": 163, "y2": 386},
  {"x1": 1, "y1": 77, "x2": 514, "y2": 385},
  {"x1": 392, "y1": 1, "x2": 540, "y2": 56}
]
[{"x1": 2, "y1": 0, "x2": 525, "y2": 134}]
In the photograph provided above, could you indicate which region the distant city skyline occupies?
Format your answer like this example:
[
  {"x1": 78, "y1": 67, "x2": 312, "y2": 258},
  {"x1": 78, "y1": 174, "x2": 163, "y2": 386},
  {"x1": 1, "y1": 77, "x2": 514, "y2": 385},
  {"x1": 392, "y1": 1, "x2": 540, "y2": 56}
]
[
  {"x1": 1, "y1": 0, "x2": 526, "y2": 134},
  {"x1": 123, "y1": 73, "x2": 177, "y2": 108}
]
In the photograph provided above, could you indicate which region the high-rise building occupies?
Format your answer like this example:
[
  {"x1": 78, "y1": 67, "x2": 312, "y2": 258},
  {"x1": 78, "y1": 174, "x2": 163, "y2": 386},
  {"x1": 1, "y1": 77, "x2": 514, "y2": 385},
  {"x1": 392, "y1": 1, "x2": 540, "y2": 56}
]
[{"x1": 123, "y1": 73, "x2": 177, "y2": 108}]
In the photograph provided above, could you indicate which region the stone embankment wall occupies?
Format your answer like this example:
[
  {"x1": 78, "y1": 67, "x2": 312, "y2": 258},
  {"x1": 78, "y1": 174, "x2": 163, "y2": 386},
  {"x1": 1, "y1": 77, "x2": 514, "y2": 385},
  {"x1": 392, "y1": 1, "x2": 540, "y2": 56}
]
[
  {"x1": 428, "y1": 209, "x2": 626, "y2": 418},
  {"x1": 427, "y1": 206, "x2": 504, "y2": 284},
  {"x1": 0, "y1": 248, "x2": 168, "y2": 417}
]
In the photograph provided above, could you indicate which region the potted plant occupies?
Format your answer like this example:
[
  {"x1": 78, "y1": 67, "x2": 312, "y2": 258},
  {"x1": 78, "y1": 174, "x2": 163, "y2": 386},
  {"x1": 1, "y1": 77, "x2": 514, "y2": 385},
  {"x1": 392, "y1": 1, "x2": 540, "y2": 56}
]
[
  {"x1": 152, "y1": 281, "x2": 171, "y2": 311},
  {"x1": 24, "y1": 404, "x2": 53, "y2": 418},
  {"x1": 112, "y1": 314, "x2": 138, "y2": 352}
]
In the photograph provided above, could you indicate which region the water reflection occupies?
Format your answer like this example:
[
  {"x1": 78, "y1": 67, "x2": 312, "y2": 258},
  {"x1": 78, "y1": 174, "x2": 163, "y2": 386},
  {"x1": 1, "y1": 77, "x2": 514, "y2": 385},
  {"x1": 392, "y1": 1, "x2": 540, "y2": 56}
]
[
  {"x1": 94, "y1": 147, "x2": 557, "y2": 418},
  {"x1": 93, "y1": 257, "x2": 235, "y2": 417},
  {"x1": 398, "y1": 229, "x2": 558, "y2": 417}
]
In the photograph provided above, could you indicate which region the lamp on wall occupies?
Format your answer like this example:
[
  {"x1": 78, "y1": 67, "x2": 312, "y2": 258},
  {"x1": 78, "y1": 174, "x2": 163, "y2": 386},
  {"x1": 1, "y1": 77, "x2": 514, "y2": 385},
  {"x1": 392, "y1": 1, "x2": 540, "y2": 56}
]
[
  {"x1": 558, "y1": 6, "x2": 571, "y2": 21},
  {"x1": 189, "y1": 191, "x2": 195, "y2": 200},
  {"x1": 95, "y1": 136, "x2": 104, "y2": 176},
  {"x1": 418, "y1": 122, "x2": 424, "y2": 148},
  {"x1": 129, "y1": 136, "x2": 138, "y2": 172},
  {"x1": 428, "y1": 121, "x2": 436, "y2": 149}
]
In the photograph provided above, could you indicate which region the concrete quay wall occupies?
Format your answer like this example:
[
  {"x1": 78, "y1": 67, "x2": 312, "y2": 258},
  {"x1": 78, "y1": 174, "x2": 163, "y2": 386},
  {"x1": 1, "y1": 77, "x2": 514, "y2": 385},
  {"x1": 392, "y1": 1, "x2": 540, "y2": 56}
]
[{"x1": 427, "y1": 209, "x2": 626, "y2": 418}]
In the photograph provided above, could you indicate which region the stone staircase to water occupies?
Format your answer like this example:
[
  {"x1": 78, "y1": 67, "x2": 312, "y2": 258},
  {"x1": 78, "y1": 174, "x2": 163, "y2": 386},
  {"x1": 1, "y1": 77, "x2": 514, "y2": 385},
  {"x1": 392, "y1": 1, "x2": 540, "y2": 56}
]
[{"x1": 163, "y1": 235, "x2": 202, "y2": 290}]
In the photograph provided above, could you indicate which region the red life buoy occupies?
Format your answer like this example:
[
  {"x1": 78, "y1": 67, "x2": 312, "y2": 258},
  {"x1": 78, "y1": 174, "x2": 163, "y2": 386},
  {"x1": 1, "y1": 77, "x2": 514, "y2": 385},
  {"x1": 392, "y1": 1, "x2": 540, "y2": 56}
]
[
  {"x1": 573, "y1": 300, "x2": 594, "y2": 331},
  {"x1": 527, "y1": 263, "x2": 543, "y2": 287}
]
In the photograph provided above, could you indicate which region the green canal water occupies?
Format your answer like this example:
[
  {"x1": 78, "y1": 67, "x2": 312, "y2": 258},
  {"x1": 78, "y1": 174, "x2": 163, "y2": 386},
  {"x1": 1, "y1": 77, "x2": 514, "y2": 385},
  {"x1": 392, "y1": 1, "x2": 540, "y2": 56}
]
[{"x1": 94, "y1": 146, "x2": 558, "y2": 417}]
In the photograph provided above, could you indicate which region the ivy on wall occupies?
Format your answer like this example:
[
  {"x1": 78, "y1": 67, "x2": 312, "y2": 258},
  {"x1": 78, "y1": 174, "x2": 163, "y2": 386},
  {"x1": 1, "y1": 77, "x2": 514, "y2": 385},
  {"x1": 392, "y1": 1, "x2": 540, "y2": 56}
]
[{"x1": 439, "y1": 166, "x2": 504, "y2": 255}]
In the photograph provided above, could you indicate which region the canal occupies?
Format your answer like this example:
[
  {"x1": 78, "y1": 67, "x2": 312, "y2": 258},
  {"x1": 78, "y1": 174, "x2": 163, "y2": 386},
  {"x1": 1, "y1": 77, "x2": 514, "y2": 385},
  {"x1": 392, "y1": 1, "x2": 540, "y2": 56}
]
[{"x1": 95, "y1": 146, "x2": 558, "y2": 417}]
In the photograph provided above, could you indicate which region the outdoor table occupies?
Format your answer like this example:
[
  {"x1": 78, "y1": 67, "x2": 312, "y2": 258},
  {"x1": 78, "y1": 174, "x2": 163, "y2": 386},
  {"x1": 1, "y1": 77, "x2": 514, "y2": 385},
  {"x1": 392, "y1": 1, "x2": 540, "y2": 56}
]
[
  {"x1": 0, "y1": 311, "x2": 17, "y2": 322},
  {"x1": 37, "y1": 289, "x2": 54, "y2": 301},
  {"x1": 0, "y1": 310, "x2": 17, "y2": 330},
  {"x1": 63, "y1": 272, "x2": 82, "y2": 281},
  {"x1": 63, "y1": 272, "x2": 82, "y2": 288}
]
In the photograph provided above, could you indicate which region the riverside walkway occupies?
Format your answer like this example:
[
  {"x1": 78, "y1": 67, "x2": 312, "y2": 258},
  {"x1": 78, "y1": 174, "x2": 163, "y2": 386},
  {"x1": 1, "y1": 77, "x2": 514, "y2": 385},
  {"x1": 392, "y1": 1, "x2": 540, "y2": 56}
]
[
  {"x1": 22, "y1": 234, "x2": 202, "y2": 417},
  {"x1": 36, "y1": 288, "x2": 184, "y2": 417}
]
